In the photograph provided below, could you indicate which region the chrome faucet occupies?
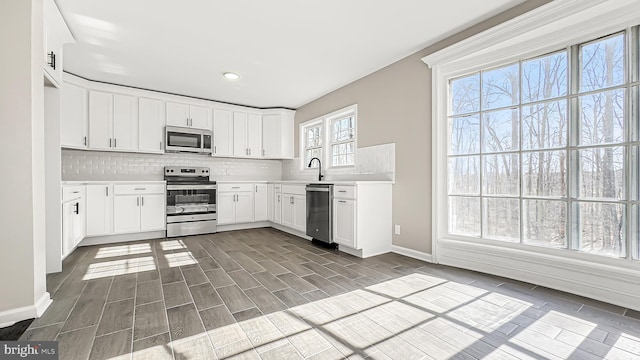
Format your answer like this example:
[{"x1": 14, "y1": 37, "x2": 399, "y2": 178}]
[{"x1": 308, "y1": 157, "x2": 323, "y2": 181}]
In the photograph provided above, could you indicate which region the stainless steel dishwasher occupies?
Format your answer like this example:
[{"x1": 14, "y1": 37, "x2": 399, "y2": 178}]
[{"x1": 306, "y1": 184, "x2": 338, "y2": 249}]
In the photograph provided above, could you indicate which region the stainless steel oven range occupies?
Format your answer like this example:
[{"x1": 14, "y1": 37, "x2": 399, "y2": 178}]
[{"x1": 165, "y1": 166, "x2": 217, "y2": 237}]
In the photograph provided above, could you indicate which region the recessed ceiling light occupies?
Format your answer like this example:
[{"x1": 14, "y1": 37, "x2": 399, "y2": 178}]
[{"x1": 222, "y1": 72, "x2": 240, "y2": 80}]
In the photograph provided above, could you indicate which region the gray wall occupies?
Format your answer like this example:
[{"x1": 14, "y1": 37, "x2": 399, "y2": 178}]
[{"x1": 294, "y1": 0, "x2": 551, "y2": 254}]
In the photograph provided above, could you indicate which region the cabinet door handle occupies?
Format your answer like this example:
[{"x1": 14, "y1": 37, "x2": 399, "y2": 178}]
[
  {"x1": 105, "y1": 187, "x2": 109, "y2": 196},
  {"x1": 74, "y1": 202, "x2": 79, "y2": 214},
  {"x1": 137, "y1": 197, "x2": 140, "y2": 207},
  {"x1": 262, "y1": 149, "x2": 265, "y2": 156},
  {"x1": 114, "y1": 138, "x2": 117, "y2": 148},
  {"x1": 160, "y1": 141, "x2": 163, "y2": 150},
  {"x1": 277, "y1": 195, "x2": 280, "y2": 202},
  {"x1": 83, "y1": 136, "x2": 87, "y2": 146},
  {"x1": 47, "y1": 51, "x2": 56, "y2": 70},
  {"x1": 249, "y1": 148, "x2": 252, "y2": 156},
  {"x1": 109, "y1": 138, "x2": 112, "y2": 147},
  {"x1": 214, "y1": 145, "x2": 216, "y2": 154},
  {"x1": 141, "y1": 196, "x2": 144, "y2": 206}
]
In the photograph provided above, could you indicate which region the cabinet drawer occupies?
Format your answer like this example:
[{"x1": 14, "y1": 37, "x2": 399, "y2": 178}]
[
  {"x1": 334, "y1": 185, "x2": 356, "y2": 199},
  {"x1": 282, "y1": 184, "x2": 305, "y2": 195},
  {"x1": 114, "y1": 184, "x2": 165, "y2": 195},
  {"x1": 273, "y1": 184, "x2": 282, "y2": 193},
  {"x1": 62, "y1": 185, "x2": 84, "y2": 202},
  {"x1": 218, "y1": 183, "x2": 253, "y2": 192}
]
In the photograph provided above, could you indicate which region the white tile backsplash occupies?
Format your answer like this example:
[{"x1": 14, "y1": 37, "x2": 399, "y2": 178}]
[
  {"x1": 281, "y1": 143, "x2": 395, "y2": 181},
  {"x1": 62, "y1": 149, "x2": 282, "y2": 181}
]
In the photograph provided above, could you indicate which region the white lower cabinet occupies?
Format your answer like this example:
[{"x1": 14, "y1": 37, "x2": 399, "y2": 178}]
[
  {"x1": 281, "y1": 192, "x2": 306, "y2": 233},
  {"x1": 113, "y1": 185, "x2": 165, "y2": 234},
  {"x1": 218, "y1": 184, "x2": 255, "y2": 225},
  {"x1": 113, "y1": 195, "x2": 141, "y2": 234},
  {"x1": 333, "y1": 198, "x2": 356, "y2": 248},
  {"x1": 331, "y1": 184, "x2": 392, "y2": 257},
  {"x1": 254, "y1": 184, "x2": 268, "y2": 222},
  {"x1": 61, "y1": 186, "x2": 85, "y2": 259},
  {"x1": 85, "y1": 184, "x2": 113, "y2": 236}
]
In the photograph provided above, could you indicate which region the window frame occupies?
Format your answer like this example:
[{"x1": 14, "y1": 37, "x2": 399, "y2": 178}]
[
  {"x1": 299, "y1": 104, "x2": 358, "y2": 172},
  {"x1": 425, "y1": 0, "x2": 640, "y2": 266},
  {"x1": 301, "y1": 119, "x2": 324, "y2": 169}
]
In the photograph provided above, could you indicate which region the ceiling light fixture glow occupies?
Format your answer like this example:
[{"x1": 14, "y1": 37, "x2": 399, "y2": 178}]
[{"x1": 222, "y1": 72, "x2": 240, "y2": 80}]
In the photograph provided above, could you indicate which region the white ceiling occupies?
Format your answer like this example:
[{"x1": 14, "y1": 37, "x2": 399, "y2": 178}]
[{"x1": 57, "y1": 0, "x2": 526, "y2": 109}]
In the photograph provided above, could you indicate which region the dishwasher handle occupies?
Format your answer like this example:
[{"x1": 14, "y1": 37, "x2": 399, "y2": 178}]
[{"x1": 305, "y1": 185, "x2": 333, "y2": 192}]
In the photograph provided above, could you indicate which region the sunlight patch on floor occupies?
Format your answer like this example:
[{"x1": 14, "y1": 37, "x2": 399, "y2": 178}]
[
  {"x1": 163, "y1": 252, "x2": 197, "y2": 268},
  {"x1": 95, "y1": 243, "x2": 151, "y2": 259},
  {"x1": 82, "y1": 256, "x2": 156, "y2": 280}
]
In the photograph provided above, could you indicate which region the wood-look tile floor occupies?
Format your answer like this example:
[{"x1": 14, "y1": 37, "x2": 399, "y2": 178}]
[{"x1": 21, "y1": 228, "x2": 640, "y2": 359}]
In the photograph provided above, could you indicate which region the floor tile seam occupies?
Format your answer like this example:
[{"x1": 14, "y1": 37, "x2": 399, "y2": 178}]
[
  {"x1": 126, "y1": 269, "x2": 139, "y2": 359},
  {"x1": 86, "y1": 276, "x2": 115, "y2": 358},
  {"x1": 51, "y1": 281, "x2": 89, "y2": 340},
  {"x1": 175, "y1": 264, "x2": 216, "y2": 354},
  {"x1": 155, "y1": 260, "x2": 176, "y2": 360}
]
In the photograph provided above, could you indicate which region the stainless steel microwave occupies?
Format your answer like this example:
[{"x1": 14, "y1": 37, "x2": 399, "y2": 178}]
[{"x1": 165, "y1": 126, "x2": 212, "y2": 154}]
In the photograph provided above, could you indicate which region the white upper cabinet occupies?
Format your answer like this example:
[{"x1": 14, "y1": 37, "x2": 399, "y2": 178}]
[
  {"x1": 166, "y1": 102, "x2": 211, "y2": 130},
  {"x1": 113, "y1": 94, "x2": 139, "y2": 151},
  {"x1": 60, "y1": 82, "x2": 88, "y2": 148},
  {"x1": 89, "y1": 91, "x2": 113, "y2": 150},
  {"x1": 213, "y1": 109, "x2": 233, "y2": 157},
  {"x1": 233, "y1": 112, "x2": 262, "y2": 158},
  {"x1": 138, "y1": 98, "x2": 165, "y2": 154},
  {"x1": 262, "y1": 112, "x2": 294, "y2": 159},
  {"x1": 58, "y1": 76, "x2": 296, "y2": 158},
  {"x1": 89, "y1": 91, "x2": 139, "y2": 151},
  {"x1": 43, "y1": 0, "x2": 73, "y2": 88}
]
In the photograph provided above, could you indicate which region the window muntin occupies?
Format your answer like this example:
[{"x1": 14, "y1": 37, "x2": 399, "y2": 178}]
[{"x1": 447, "y1": 28, "x2": 640, "y2": 260}]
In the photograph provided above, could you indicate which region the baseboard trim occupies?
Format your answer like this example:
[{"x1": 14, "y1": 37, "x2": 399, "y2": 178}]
[
  {"x1": 438, "y1": 238, "x2": 640, "y2": 311},
  {"x1": 269, "y1": 224, "x2": 312, "y2": 241},
  {"x1": 80, "y1": 231, "x2": 166, "y2": 246},
  {"x1": 0, "y1": 292, "x2": 51, "y2": 328},
  {"x1": 391, "y1": 245, "x2": 433, "y2": 263},
  {"x1": 217, "y1": 222, "x2": 270, "y2": 232}
]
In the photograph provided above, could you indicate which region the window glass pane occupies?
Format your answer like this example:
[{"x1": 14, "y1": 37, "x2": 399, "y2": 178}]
[
  {"x1": 448, "y1": 156, "x2": 480, "y2": 195},
  {"x1": 523, "y1": 200, "x2": 567, "y2": 248},
  {"x1": 580, "y1": 34, "x2": 625, "y2": 92},
  {"x1": 482, "y1": 108, "x2": 519, "y2": 153},
  {"x1": 579, "y1": 147, "x2": 624, "y2": 199},
  {"x1": 450, "y1": 73, "x2": 480, "y2": 115},
  {"x1": 579, "y1": 88, "x2": 625, "y2": 145},
  {"x1": 483, "y1": 198, "x2": 520, "y2": 242},
  {"x1": 449, "y1": 197, "x2": 481, "y2": 236},
  {"x1": 306, "y1": 149, "x2": 321, "y2": 168},
  {"x1": 450, "y1": 115, "x2": 480, "y2": 155},
  {"x1": 483, "y1": 154, "x2": 519, "y2": 196},
  {"x1": 578, "y1": 202, "x2": 625, "y2": 258},
  {"x1": 482, "y1": 63, "x2": 519, "y2": 110},
  {"x1": 522, "y1": 100, "x2": 567, "y2": 150},
  {"x1": 522, "y1": 51, "x2": 568, "y2": 103},
  {"x1": 523, "y1": 151, "x2": 567, "y2": 197},
  {"x1": 332, "y1": 117, "x2": 354, "y2": 142}
]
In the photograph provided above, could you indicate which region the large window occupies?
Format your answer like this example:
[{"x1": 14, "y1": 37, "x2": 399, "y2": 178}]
[
  {"x1": 448, "y1": 29, "x2": 640, "y2": 260},
  {"x1": 300, "y1": 105, "x2": 357, "y2": 170}
]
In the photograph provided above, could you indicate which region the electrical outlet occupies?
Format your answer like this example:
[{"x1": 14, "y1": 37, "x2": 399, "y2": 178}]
[{"x1": 395, "y1": 225, "x2": 400, "y2": 235}]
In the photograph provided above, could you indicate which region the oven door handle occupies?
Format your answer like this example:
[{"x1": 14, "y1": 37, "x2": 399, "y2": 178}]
[{"x1": 167, "y1": 185, "x2": 217, "y2": 190}]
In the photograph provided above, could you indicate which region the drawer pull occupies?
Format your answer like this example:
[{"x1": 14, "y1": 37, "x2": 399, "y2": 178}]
[
  {"x1": 232, "y1": 186, "x2": 240, "y2": 189},
  {"x1": 338, "y1": 190, "x2": 347, "y2": 193},
  {"x1": 72, "y1": 191, "x2": 80, "y2": 194},
  {"x1": 338, "y1": 200, "x2": 347, "y2": 203},
  {"x1": 135, "y1": 188, "x2": 146, "y2": 190}
]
